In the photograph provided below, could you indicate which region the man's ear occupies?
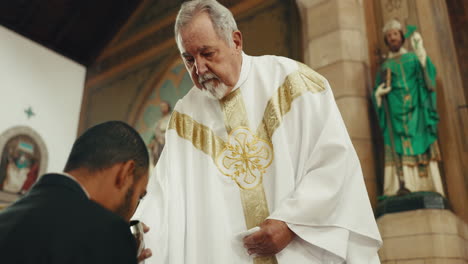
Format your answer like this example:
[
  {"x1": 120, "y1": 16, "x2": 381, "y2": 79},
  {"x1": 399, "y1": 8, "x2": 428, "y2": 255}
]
[
  {"x1": 232, "y1": 30, "x2": 243, "y2": 52},
  {"x1": 115, "y1": 160, "x2": 136, "y2": 189}
]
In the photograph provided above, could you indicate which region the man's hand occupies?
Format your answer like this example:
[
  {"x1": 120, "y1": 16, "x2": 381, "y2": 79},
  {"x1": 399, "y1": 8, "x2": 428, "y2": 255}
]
[
  {"x1": 243, "y1": 219, "x2": 295, "y2": 257},
  {"x1": 137, "y1": 222, "x2": 152, "y2": 262}
]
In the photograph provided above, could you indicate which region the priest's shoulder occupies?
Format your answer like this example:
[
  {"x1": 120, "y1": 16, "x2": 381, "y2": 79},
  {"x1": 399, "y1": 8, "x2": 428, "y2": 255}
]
[
  {"x1": 252, "y1": 55, "x2": 328, "y2": 89},
  {"x1": 171, "y1": 86, "x2": 207, "y2": 113},
  {"x1": 251, "y1": 54, "x2": 297, "y2": 75}
]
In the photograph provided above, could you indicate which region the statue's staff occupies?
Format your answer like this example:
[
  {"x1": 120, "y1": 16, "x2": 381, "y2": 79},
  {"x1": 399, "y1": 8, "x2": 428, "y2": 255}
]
[{"x1": 382, "y1": 68, "x2": 410, "y2": 195}]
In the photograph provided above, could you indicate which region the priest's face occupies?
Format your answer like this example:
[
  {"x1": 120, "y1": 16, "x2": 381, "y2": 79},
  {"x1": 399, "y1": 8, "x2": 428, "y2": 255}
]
[
  {"x1": 178, "y1": 12, "x2": 242, "y2": 100},
  {"x1": 385, "y1": 29, "x2": 403, "y2": 52}
]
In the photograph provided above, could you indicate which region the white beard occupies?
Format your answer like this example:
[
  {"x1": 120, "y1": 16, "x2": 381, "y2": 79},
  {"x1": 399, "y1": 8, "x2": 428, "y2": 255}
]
[{"x1": 198, "y1": 72, "x2": 230, "y2": 100}]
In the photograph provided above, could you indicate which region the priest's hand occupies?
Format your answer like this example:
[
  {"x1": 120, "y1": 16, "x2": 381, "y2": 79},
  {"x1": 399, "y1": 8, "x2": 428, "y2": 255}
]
[
  {"x1": 243, "y1": 219, "x2": 295, "y2": 256},
  {"x1": 137, "y1": 222, "x2": 152, "y2": 262}
]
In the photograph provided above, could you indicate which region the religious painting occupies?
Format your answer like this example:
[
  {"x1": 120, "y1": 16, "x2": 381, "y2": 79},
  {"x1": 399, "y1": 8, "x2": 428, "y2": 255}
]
[
  {"x1": 0, "y1": 126, "x2": 48, "y2": 205},
  {"x1": 134, "y1": 58, "x2": 192, "y2": 165}
]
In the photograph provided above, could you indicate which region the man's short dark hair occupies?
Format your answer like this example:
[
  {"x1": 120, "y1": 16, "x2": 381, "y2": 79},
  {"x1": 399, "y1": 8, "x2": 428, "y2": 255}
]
[
  {"x1": 384, "y1": 30, "x2": 405, "y2": 47},
  {"x1": 64, "y1": 121, "x2": 149, "y2": 180}
]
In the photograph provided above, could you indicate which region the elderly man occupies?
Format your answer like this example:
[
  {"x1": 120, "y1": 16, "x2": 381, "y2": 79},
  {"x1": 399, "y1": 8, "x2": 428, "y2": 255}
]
[
  {"x1": 136, "y1": 0, "x2": 382, "y2": 263},
  {"x1": 0, "y1": 121, "x2": 151, "y2": 264},
  {"x1": 372, "y1": 19, "x2": 444, "y2": 197}
]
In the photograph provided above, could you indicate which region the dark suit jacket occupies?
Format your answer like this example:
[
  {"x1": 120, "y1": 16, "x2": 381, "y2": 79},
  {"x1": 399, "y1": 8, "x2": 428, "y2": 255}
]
[{"x1": 0, "y1": 173, "x2": 137, "y2": 264}]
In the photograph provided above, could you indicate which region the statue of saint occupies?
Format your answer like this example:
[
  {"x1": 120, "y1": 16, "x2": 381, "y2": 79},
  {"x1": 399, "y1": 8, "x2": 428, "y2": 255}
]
[
  {"x1": 148, "y1": 101, "x2": 172, "y2": 165},
  {"x1": 372, "y1": 19, "x2": 444, "y2": 196}
]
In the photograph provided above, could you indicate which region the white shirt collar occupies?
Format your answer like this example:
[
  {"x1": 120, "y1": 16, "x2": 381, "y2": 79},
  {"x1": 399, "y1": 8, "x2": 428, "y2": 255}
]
[
  {"x1": 388, "y1": 47, "x2": 408, "y2": 58},
  {"x1": 232, "y1": 52, "x2": 251, "y2": 92},
  {"x1": 54, "y1": 172, "x2": 91, "y2": 198}
]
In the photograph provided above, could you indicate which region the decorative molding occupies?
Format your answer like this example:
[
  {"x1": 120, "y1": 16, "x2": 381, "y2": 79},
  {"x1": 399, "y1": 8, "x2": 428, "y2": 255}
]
[
  {"x1": 98, "y1": 0, "x2": 248, "y2": 61},
  {"x1": 81, "y1": 0, "x2": 301, "y2": 137},
  {"x1": 131, "y1": 55, "x2": 191, "y2": 143},
  {"x1": 86, "y1": 38, "x2": 175, "y2": 88},
  {"x1": 383, "y1": 0, "x2": 403, "y2": 13},
  {"x1": 127, "y1": 50, "x2": 180, "y2": 127},
  {"x1": 88, "y1": 23, "x2": 175, "y2": 79},
  {"x1": 81, "y1": 52, "x2": 171, "y2": 132},
  {"x1": 88, "y1": 0, "x2": 269, "y2": 86},
  {"x1": 380, "y1": 0, "x2": 409, "y2": 25}
]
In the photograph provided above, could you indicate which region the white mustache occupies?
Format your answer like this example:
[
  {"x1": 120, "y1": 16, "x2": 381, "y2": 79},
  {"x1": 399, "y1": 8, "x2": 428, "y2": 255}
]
[{"x1": 198, "y1": 72, "x2": 220, "y2": 84}]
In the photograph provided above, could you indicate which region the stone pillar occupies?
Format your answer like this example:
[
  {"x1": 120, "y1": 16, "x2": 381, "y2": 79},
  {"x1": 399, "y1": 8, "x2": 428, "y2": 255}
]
[
  {"x1": 296, "y1": 0, "x2": 378, "y2": 208},
  {"x1": 412, "y1": 0, "x2": 468, "y2": 224},
  {"x1": 378, "y1": 209, "x2": 468, "y2": 263}
]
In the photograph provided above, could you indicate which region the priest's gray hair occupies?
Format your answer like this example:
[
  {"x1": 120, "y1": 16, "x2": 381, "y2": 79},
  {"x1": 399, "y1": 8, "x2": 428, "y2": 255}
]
[{"x1": 175, "y1": 0, "x2": 238, "y2": 50}]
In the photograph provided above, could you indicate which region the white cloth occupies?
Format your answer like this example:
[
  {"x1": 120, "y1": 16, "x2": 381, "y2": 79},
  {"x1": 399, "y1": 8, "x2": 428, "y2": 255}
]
[
  {"x1": 388, "y1": 47, "x2": 407, "y2": 59},
  {"x1": 374, "y1": 83, "x2": 392, "y2": 107},
  {"x1": 410, "y1": 32, "x2": 427, "y2": 67},
  {"x1": 3, "y1": 162, "x2": 29, "y2": 193},
  {"x1": 383, "y1": 161, "x2": 445, "y2": 196},
  {"x1": 134, "y1": 53, "x2": 382, "y2": 263}
]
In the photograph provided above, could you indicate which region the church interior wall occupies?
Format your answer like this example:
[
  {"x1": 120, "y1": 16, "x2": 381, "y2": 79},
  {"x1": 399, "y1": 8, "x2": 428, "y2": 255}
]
[
  {"x1": 0, "y1": 26, "x2": 85, "y2": 174},
  {"x1": 296, "y1": 0, "x2": 379, "y2": 209},
  {"x1": 0, "y1": 26, "x2": 85, "y2": 207}
]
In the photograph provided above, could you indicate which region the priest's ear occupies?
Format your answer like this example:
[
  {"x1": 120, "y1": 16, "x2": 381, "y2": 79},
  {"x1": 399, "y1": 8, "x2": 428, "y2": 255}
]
[
  {"x1": 232, "y1": 30, "x2": 243, "y2": 53},
  {"x1": 114, "y1": 160, "x2": 136, "y2": 190}
]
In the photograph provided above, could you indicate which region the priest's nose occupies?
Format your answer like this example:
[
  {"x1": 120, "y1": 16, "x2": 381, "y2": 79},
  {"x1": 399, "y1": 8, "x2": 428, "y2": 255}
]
[{"x1": 195, "y1": 59, "x2": 208, "y2": 75}]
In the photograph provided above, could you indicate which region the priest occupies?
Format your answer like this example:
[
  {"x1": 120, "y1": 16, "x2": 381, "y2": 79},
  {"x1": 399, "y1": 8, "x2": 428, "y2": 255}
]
[{"x1": 135, "y1": 0, "x2": 382, "y2": 263}]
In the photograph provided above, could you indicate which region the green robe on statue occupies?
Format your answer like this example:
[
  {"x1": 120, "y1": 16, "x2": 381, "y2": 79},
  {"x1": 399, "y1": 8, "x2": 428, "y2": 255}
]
[
  {"x1": 373, "y1": 52, "x2": 438, "y2": 157},
  {"x1": 372, "y1": 51, "x2": 444, "y2": 196}
]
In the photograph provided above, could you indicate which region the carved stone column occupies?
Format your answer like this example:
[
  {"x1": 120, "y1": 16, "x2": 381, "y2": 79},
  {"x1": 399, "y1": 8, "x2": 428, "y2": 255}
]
[{"x1": 296, "y1": 0, "x2": 378, "y2": 208}]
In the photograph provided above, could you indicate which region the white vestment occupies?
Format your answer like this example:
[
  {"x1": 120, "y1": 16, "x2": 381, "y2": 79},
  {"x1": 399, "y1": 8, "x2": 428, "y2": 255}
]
[{"x1": 134, "y1": 53, "x2": 382, "y2": 264}]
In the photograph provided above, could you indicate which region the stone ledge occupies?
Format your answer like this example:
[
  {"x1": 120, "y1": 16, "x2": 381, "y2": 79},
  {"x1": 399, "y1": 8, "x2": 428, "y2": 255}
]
[
  {"x1": 377, "y1": 209, "x2": 468, "y2": 262},
  {"x1": 376, "y1": 192, "x2": 450, "y2": 218}
]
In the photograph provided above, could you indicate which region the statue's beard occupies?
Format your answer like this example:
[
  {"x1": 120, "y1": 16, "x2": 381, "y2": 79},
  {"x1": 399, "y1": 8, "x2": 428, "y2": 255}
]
[
  {"x1": 389, "y1": 40, "x2": 403, "y2": 52},
  {"x1": 198, "y1": 72, "x2": 230, "y2": 100}
]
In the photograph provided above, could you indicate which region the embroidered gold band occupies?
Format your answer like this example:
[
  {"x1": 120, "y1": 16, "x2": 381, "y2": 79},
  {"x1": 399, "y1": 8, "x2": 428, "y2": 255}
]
[
  {"x1": 257, "y1": 63, "x2": 326, "y2": 142},
  {"x1": 168, "y1": 111, "x2": 225, "y2": 161},
  {"x1": 219, "y1": 88, "x2": 277, "y2": 264}
]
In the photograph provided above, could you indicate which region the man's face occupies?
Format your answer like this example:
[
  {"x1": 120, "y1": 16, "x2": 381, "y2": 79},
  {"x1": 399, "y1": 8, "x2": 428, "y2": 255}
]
[
  {"x1": 178, "y1": 12, "x2": 242, "y2": 100},
  {"x1": 385, "y1": 29, "x2": 403, "y2": 52},
  {"x1": 115, "y1": 170, "x2": 149, "y2": 222}
]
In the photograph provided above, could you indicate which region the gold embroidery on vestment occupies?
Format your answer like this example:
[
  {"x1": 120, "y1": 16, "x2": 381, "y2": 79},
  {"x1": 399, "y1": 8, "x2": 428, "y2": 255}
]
[
  {"x1": 257, "y1": 63, "x2": 326, "y2": 142},
  {"x1": 168, "y1": 62, "x2": 326, "y2": 264},
  {"x1": 216, "y1": 127, "x2": 273, "y2": 190},
  {"x1": 168, "y1": 111, "x2": 225, "y2": 161}
]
